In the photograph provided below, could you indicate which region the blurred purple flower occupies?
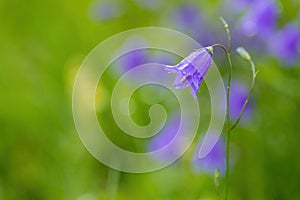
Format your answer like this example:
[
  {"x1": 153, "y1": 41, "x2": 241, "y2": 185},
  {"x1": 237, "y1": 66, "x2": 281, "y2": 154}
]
[
  {"x1": 148, "y1": 116, "x2": 181, "y2": 160},
  {"x1": 133, "y1": 0, "x2": 160, "y2": 10},
  {"x1": 120, "y1": 49, "x2": 148, "y2": 72},
  {"x1": 171, "y1": 4, "x2": 213, "y2": 46},
  {"x1": 116, "y1": 37, "x2": 177, "y2": 73},
  {"x1": 225, "y1": 0, "x2": 256, "y2": 13},
  {"x1": 230, "y1": 81, "x2": 252, "y2": 121},
  {"x1": 238, "y1": 0, "x2": 278, "y2": 38},
  {"x1": 174, "y1": 4, "x2": 201, "y2": 29},
  {"x1": 115, "y1": 37, "x2": 148, "y2": 73},
  {"x1": 164, "y1": 47, "x2": 213, "y2": 99},
  {"x1": 149, "y1": 52, "x2": 176, "y2": 66},
  {"x1": 88, "y1": 1, "x2": 123, "y2": 21},
  {"x1": 267, "y1": 23, "x2": 300, "y2": 65},
  {"x1": 192, "y1": 132, "x2": 226, "y2": 175}
]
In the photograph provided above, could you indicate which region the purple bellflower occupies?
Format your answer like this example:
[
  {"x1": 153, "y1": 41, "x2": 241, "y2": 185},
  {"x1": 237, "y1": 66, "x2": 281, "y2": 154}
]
[
  {"x1": 267, "y1": 23, "x2": 300, "y2": 65},
  {"x1": 192, "y1": 132, "x2": 226, "y2": 175},
  {"x1": 164, "y1": 46, "x2": 213, "y2": 99}
]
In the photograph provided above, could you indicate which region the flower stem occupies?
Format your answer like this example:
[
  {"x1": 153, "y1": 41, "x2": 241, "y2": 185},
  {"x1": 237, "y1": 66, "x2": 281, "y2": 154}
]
[
  {"x1": 220, "y1": 17, "x2": 231, "y2": 53},
  {"x1": 213, "y1": 17, "x2": 257, "y2": 200},
  {"x1": 230, "y1": 60, "x2": 258, "y2": 131},
  {"x1": 106, "y1": 168, "x2": 120, "y2": 200},
  {"x1": 211, "y1": 42, "x2": 232, "y2": 200},
  {"x1": 219, "y1": 17, "x2": 233, "y2": 200},
  {"x1": 224, "y1": 52, "x2": 232, "y2": 200}
]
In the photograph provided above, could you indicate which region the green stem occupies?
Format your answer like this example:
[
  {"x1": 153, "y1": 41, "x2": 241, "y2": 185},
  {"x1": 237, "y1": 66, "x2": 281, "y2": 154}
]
[
  {"x1": 216, "y1": 17, "x2": 233, "y2": 200},
  {"x1": 220, "y1": 17, "x2": 231, "y2": 53},
  {"x1": 106, "y1": 168, "x2": 120, "y2": 200},
  {"x1": 213, "y1": 18, "x2": 257, "y2": 200},
  {"x1": 230, "y1": 60, "x2": 258, "y2": 131},
  {"x1": 224, "y1": 52, "x2": 232, "y2": 200},
  {"x1": 211, "y1": 42, "x2": 232, "y2": 200}
]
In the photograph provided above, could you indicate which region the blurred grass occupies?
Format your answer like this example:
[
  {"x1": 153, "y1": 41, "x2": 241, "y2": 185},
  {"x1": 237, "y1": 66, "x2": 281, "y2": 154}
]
[{"x1": 0, "y1": 0, "x2": 300, "y2": 199}]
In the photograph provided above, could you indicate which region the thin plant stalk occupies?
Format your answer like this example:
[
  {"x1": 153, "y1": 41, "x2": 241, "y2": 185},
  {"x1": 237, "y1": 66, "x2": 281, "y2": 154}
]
[
  {"x1": 230, "y1": 59, "x2": 258, "y2": 131},
  {"x1": 106, "y1": 167, "x2": 120, "y2": 200},
  {"x1": 214, "y1": 17, "x2": 258, "y2": 200}
]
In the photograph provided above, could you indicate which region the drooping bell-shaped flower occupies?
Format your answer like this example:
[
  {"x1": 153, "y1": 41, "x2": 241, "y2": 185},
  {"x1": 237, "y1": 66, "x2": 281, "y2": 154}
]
[{"x1": 164, "y1": 46, "x2": 213, "y2": 99}]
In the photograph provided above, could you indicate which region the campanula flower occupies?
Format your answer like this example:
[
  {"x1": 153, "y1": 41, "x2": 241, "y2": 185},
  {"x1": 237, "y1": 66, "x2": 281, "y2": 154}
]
[
  {"x1": 192, "y1": 132, "x2": 226, "y2": 175},
  {"x1": 267, "y1": 23, "x2": 300, "y2": 65},
  {"x1": 164, "y1": 47, "x2": 213, "y2": 99}
]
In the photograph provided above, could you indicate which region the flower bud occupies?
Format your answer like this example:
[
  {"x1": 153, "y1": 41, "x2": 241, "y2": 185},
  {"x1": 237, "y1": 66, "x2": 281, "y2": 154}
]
[{"x1": 236, "y1": 47, "x2": 251, "y2": 61}]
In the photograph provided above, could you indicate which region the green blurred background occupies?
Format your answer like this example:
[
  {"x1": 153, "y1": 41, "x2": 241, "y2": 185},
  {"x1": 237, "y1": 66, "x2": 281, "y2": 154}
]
[{"x1": 1, "y1": 0, "x2": 300, "y2": 199}]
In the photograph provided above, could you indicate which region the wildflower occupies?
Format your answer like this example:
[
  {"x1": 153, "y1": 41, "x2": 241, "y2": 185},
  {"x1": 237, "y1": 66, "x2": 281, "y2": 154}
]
[
  {"x1": 192, "y1": 132, "x2": 226, "y2": 175},
  {"x1": 267, "y1": 23, "x2": 300, "y2": 65},
  {"x1": 164, "y1": 46, "x2": 213, "y2": 99}
]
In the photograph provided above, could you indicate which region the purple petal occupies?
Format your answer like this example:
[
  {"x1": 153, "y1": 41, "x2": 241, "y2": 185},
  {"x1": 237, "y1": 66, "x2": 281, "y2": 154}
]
[
  {"x1": 174, "y1": 74, "x2": 190, "y2": 89},
  {"x1": 164, "y1": 47, "x2": 213, "y2": 99}
]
